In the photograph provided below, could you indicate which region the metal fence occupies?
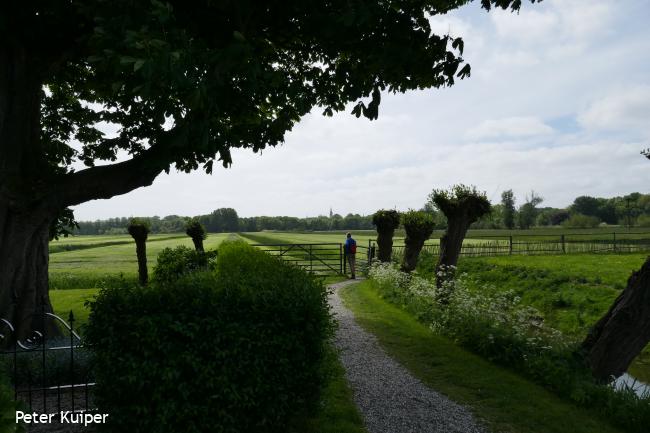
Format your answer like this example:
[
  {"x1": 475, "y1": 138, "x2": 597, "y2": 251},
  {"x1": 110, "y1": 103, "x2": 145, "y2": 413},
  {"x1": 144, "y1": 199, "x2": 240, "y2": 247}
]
[
  {"x1": 251, "y1": 242, "x2": 375, "y2": 275},
  {"x1": 0, "y1": 306, "x2": 94, "y2": 418}
]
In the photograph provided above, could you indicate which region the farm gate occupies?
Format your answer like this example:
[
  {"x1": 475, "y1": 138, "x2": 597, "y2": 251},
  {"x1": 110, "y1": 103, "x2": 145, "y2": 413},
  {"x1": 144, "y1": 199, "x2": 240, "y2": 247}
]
[{"x1": 250, "y1": 242, "x2": 374, "y2": 275}]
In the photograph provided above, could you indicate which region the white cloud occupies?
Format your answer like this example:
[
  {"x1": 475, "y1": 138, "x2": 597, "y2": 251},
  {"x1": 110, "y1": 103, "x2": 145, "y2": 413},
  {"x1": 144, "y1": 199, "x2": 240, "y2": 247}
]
[
  {"x1": 578, "y1": 85, "x2": 650, "y2": 133},
  {"x1": 465, "y1": 117, "x2": 554, "y2": 140}
]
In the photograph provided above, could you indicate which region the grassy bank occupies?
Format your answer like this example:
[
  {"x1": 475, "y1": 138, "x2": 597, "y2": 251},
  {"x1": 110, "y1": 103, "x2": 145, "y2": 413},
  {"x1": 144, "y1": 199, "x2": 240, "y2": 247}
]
[
  {"x1": 454, "y1": 253, "x2": 650, "y2": 381},
  {"x1": 341, "y1": 281, "x2": 623, "y2": 433}
]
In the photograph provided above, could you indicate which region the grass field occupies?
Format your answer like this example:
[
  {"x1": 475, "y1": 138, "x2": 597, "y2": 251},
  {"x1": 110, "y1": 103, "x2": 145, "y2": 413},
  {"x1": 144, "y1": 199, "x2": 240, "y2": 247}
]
[{"x1": 49, "y1": 233, "x2": 232, "y2": 289}]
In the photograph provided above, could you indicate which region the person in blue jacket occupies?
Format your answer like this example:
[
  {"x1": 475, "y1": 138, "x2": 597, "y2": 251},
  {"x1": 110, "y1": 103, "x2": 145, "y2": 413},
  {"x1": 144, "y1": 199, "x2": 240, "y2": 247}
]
[{"x1": 344, "y1": 232, "x2": 357, "y2": 279}]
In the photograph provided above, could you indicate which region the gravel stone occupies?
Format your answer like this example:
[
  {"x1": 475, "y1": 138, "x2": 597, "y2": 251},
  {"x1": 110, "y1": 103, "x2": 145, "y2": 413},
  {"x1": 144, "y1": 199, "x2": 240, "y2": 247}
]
[{"x1": 329, "y1": 279, "x2": 486, "y2": 433}]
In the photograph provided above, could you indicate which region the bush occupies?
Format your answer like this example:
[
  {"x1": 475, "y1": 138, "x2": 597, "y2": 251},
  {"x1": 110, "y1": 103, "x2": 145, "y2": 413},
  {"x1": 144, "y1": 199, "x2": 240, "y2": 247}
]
[
  {"x1": 86, "y1": 241, "x2": 333, "y2": 433},
  {"x1": 152, "y1": 245, "x2": 217, "y2": 283},
  {"x1": 563, "y1": 214, "x2": 600, "y2": 228}
]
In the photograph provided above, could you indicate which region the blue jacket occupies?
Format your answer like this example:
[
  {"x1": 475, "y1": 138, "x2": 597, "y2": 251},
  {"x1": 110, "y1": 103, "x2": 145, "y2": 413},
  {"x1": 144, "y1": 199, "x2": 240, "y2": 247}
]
[{"x1": 344, "y1": 238, "x2": 356, "y2": 254}]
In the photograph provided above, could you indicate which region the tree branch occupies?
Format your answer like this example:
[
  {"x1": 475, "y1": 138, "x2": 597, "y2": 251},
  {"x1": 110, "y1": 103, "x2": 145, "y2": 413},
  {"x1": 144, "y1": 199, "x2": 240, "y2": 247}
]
[{"x1": 52, "y1": 125, "x2": 190, "y2": 208}]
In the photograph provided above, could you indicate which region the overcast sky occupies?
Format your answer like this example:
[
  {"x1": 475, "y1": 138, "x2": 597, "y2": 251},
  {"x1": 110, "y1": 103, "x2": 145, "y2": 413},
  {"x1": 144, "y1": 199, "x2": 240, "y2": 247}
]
[{"x1": 73, "y1": 0, "x2": 650, "y2": 220}]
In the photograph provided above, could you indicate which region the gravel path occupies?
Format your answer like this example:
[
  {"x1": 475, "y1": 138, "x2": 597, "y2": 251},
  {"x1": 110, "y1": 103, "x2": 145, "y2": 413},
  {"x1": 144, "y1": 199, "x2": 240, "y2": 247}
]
[{"x1": 329, "y1": 279, "x2": 485, "y2": 433}]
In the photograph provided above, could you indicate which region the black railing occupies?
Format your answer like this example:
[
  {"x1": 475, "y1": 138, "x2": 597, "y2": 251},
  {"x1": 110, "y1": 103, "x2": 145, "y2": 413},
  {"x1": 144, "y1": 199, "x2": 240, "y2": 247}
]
[{"x1": 0, "y1": 306, "x2": 94, "y2": 418}]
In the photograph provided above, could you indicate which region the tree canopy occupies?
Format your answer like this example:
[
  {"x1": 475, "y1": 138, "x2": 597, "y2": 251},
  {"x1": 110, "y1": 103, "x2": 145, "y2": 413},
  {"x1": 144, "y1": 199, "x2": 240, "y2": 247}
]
[{"x1": 2, "y1": 0, "x2": 537, "y2": 217}]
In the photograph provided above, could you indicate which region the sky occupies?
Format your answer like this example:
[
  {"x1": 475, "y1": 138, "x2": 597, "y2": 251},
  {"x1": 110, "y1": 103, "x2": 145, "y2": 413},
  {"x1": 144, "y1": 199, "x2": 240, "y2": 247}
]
[{"x1": 73, "y1": 0, "x2": 650, "y2": 220}]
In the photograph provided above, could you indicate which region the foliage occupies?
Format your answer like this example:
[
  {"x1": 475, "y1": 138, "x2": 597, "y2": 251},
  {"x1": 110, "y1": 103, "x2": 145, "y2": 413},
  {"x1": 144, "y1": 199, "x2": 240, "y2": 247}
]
[
  {"x1": 501, "y1": 190, "x2": 516, "y2": 230},
  {"x1": 637, "y1": 215, "x2": 650, "y2": 228},
  {"x1": 401, "y1": 210, "x2": 435, "y2": 240},
  {"x1": 86, "y1": 241, "x2": 333, "y2": 433},
  {"x1": 367, "y1": 262, "x2": 650, "y2": 433},
  {"x1": 185, "y1": 218, "x2": 207, "y2": 240},
  {"x1": 152, "y1": 245, "x2": 217, "y2": 284},
  {"x1": 563, "y1": 214, "x2": 601, "y2": 229},
  {"x1": 4, "y1": 0, "x2": 538, "y2": 217},
  {"x1": 127, "y1": 218, "x2": 150, "y2": 240},
  {"x1": 49, "y1": 207, "x2": 79, "y2": 241},
  {"x1": 518, "y1": 191, "x2": 543, "y2": 229},
  {"x1": 429, "y1": 184, "x2": 491, "y2": 221},
  {"x1": 371, "y1": 210, "x2": 401, "y2": 232}
]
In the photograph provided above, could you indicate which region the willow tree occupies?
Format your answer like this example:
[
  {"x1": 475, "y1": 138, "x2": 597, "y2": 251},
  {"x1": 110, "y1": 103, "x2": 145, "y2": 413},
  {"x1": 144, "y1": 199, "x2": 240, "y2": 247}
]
[
  {"x1": 372, "y1": 210, "x2": 401, "y2": 263},
  {"x1": 430, "y1": 185, "x2": 491, "y2": 287},
  {"x1": 127, "y1": 219, "x2": 150, "y2": 286},
  {"x1": 0, "y1": 0, "x2": 536, "y2": 338},
  {"x1": 185, "y1": 219, "x2": 207, "y2": 252},
  {"x1": 401, "y1": 210, "x2": 435, "y2": 273}
]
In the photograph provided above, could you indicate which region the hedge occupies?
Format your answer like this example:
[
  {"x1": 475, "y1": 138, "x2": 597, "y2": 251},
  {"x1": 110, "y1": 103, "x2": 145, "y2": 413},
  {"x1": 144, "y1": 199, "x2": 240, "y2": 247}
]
[{"x1": 86, "y1": 241, "x2": 333, "y2": 433}]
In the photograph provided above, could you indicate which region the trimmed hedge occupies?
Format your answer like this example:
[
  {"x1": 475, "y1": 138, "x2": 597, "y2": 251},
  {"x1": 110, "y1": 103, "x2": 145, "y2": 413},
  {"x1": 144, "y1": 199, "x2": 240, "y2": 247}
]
[{"x1": 86, "y1": 241, "x2": 333, "y2": 433}]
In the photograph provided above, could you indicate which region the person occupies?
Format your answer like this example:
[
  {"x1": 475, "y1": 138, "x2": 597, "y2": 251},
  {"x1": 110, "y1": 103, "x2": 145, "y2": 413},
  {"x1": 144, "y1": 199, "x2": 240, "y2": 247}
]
[{"x1": 344, "y1": 232, "x2": 357, "y2": 279}]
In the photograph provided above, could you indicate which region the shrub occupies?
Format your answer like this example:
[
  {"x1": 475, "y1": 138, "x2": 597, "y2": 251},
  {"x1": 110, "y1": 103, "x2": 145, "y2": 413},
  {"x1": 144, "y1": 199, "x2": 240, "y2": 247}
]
[
  {"x1": 563, "y1": 214, "x2": 600, "y2": 228},
  {"x1": 152, "y1": 245, "x2": 217, "y2": 284},
  {"x1": 86, "y1": 241, "x2": 333, "y2": 433}
]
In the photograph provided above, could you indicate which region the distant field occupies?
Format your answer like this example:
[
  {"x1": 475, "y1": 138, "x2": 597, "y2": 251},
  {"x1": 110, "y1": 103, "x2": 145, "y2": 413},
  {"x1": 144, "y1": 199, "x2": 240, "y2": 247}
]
[
  {"x1": 49, "y1": 233, "x2": 232, "y2": 289},
  {"x1": 240, "y1": 227, "x2": 650, "y2": 244}
]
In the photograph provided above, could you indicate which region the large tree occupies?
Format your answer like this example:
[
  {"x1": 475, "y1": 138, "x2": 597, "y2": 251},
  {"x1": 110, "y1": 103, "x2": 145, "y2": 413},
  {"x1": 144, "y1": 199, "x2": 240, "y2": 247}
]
[{"x1": 0, "y1": 0, "x2": 536, "y2": 338}]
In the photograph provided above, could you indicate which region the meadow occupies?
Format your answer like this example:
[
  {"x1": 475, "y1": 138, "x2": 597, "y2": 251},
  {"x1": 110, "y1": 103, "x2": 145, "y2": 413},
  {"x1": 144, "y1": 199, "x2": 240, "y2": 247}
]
[{"x1": 44, "y1": 229, "x2": 650, "y2": 432}]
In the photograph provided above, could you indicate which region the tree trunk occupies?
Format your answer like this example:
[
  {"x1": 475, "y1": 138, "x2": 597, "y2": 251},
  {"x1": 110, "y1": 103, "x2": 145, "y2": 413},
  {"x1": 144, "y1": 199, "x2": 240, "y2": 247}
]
[
  {"x1": 401, "y1": 236, "x2": 425, "y2": 273},
  {"x1": 191, "y1": 237, "x2": 204, "y2": 252},
  {"x1": 581, "y1": 256, "x2": 650, "y2": 382},
  {"x1": 376, "y1": 229, "x2": 395, "y2": 262},
  {"x1": 134, "y1": 240, "x2": 148, "y2": 285},
  {"x1": 436, "y1": 219, "x2": 469, "y2": 288},
  {"x1": 0, "y1": 205, "x2": 60, "y2": 342}
]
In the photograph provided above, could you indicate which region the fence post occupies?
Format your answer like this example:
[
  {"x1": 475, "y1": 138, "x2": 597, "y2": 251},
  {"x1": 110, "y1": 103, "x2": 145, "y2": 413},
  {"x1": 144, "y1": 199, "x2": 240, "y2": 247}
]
[
  {"x1": 309, "y1": 244, "x2": 313, "y2": 273},
  {"x1": 339, "y1": 243, "x2": 343, "y2": 274},
  {"x1": 561, "y1": 234, "x2": 566, "y2": 254},
  {"x1": 509, "y1": 236, "x2": 513, "y2": 255}
]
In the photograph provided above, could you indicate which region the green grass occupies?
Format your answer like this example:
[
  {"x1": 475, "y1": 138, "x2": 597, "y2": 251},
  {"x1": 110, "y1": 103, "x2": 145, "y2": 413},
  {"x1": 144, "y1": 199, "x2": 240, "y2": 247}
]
[
  {"x1": 49, "y1": 288, "x2": 98, "y2": 330},
  {"x1": 455, "y1": 253, "x2": 650, "y2": 382},
  {"x1": 341, "y1": 281, "x2": 624, "y2": 433},
  {"x1": 289, "y1": 353, "x2": 367, "y2": 433},
  {"x1": 49, "y1": 233, "x2": 231, "y2": 289}
]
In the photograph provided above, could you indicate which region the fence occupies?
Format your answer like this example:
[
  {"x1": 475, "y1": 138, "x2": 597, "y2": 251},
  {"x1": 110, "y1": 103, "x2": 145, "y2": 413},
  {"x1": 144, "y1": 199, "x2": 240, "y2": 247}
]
[
  {"x1": 250, "y1": 242, "x2": 374, "y2": 275},
  {"x1": 389, "y1": 232, "x2": 650, "y2": 261},
  {"x1": 0, "y1": 305, "x2": 94, "y2": 418}
]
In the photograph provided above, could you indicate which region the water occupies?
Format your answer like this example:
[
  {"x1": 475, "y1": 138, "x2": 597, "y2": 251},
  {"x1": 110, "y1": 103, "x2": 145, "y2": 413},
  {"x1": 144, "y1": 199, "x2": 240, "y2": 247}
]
[{"x1": 613, "y1": 373, "x2": 650, "y2": 397}]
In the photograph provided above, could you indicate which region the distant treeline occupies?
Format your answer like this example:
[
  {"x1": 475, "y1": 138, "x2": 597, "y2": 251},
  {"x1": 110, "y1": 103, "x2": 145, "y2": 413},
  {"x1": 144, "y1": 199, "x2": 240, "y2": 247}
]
[
  {"x1": 74, "y1": 192, "x2": 650, "y2": 235},
  {"x1": 74, "y1": 209, "x2": 374, "y2": 235}
]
